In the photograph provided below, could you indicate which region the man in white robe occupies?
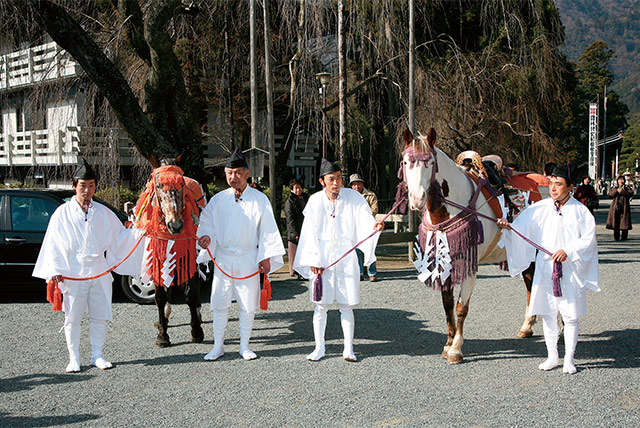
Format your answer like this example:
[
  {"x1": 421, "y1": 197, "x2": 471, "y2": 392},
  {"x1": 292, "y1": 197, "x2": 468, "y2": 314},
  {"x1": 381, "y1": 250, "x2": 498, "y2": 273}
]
[
  {"x1": 33, "y1": 159, "x2": 141, "y2": 373},
  {"x1": 197, "y1": 150, "x2": 285, "y2": 361},
  {"x1": 293, "y1": 160, "x2": 384, "y2": 362},
  {"x1": 498, "y1": 163, "x2": 600, "y2": 374}
]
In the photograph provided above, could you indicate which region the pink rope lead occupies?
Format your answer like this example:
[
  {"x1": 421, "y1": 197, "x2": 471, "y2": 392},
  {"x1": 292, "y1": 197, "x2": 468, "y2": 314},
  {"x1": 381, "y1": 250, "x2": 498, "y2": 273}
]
[
  {"x1": 313, "y1": 198, "x2": 406, "y2": 302},
  {"x1": 441, "y1": 196, "x2": 563, "y2": 297}
]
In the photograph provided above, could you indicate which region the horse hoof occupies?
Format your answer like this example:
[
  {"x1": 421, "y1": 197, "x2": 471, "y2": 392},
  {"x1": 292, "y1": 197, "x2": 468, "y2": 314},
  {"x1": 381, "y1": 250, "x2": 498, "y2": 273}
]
[
  {"x1": 517, "y1": 329, "x2": 533, "y2": 338},
  {"x1": 447, "y1": 353, "x2": 464, "y2": 364},
  {"x1": 155, "y1": 337, "x2": 171, "y2": 348},
  {"x1": 191, "y1": 330, "x2": 205, "y2": 343}
]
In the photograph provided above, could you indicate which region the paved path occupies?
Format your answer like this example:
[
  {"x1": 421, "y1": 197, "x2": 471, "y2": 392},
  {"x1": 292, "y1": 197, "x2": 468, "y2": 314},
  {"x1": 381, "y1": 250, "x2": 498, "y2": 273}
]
[{"x1": 1, "y1": 200, "x2": 638, "y2": 427}]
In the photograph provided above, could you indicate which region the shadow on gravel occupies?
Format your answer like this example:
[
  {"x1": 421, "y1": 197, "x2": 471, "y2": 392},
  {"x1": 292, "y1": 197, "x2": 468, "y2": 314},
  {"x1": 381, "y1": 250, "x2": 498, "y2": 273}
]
[
  {"x1": 0, "y1": 412, "x2": 100, "y2": 428},
  {"x1": 453, "y1": 328, "x2": 640, "y2": 368},
  {"x1": 249, "y1": 308, "x2": 445, "y2": 360},
  {"x1": 578, "y1": 329, "x2": 640, "y2": 369},
  {"x1": 0, "y1": 372, "x2": 95, "y2": 393}
]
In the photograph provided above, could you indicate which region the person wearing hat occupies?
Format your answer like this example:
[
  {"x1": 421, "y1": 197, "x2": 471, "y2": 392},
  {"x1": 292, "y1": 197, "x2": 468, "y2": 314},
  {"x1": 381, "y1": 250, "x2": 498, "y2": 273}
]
[
  {"x1": 197, "y1": 149, "x2": 285, "y2": 361},
  {"x1": 349, "y1": 173, "x2": 379, "y2": 281},
  {"x1": 33, "y1": 159, "x2": 142, "y2": 373},
  {"x1": 497, "y1": 163, "x2": 600, "y2": 374},
  {"x1": 293, "y1": 160, "x2": 384, "y2": 362}
]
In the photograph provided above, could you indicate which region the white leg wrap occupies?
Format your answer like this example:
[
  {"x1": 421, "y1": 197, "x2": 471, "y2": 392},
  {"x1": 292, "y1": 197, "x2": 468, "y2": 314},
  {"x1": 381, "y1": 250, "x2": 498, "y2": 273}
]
[
  {"x1": 238, "y1": 310, "x2": 257, "y2": 360},
  {"x1": 204, "y1": 309, "x2": 228, "y2": 361},
  {"x1": 90, "y1": 319, "x2": 112, "y2": 370},
  {"x1": 339, "y1": 304, "x2": 356, "y2": 361},
  {"x1": 307, "y1": 304, "x2": 328, "y2": 361},
  {"x1": 539, "y1": 314, "x2": 560, "y2": 371},
  {"x1": 562, "y1": 316, "x2": 579, "y2": 374},
  {"x1": 64, "y1": 322, "x2": 81, "y2": 373}
]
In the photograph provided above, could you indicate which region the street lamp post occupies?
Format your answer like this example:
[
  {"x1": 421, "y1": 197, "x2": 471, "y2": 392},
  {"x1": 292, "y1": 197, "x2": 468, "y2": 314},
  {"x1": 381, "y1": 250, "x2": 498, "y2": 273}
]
[{"x1": 316, "y1": 72, "x2": 331, "y2": 159}]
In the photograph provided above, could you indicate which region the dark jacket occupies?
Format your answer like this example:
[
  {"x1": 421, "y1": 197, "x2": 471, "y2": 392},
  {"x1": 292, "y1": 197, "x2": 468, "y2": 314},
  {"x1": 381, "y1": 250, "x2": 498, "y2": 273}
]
[
  {"x1": 606, "y1": 186, "x2": 633, "y2": 230},
  {"x1": 284, "y1": 193, "x2": 308, "y2": 244},
  {"x1": 573, "y1": 183, "x2": 598, "y2": 211}
]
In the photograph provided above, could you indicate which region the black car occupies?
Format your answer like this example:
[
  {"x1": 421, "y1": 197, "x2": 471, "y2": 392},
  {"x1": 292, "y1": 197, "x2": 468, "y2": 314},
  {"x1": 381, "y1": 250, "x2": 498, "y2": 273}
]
[{"x1": 0, "y1": 188, "x2": 155, "y2": 304}]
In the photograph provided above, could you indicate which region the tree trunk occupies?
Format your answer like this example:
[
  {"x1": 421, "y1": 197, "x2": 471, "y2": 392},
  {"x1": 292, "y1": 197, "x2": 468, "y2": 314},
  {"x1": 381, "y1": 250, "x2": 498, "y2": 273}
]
[
  {"x1": 338, "y1": 0, "x2": 347, "y2": 176},
  {"x1": 32, "y1": 1, "x2": 176, "y2": 163}
]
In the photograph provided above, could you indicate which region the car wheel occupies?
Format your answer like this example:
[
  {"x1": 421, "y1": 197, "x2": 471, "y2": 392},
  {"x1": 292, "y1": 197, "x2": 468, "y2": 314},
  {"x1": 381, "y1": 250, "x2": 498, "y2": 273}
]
[{"x1": 121, "y1": 275, "x2": 156, "y2": 304}]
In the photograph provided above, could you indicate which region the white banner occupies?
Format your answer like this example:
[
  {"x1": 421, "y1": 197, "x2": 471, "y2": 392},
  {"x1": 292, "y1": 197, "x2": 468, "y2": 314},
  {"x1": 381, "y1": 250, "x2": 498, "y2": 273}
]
[{"x1": 588, "y1": 103, "x2": 598, "y2": 179}]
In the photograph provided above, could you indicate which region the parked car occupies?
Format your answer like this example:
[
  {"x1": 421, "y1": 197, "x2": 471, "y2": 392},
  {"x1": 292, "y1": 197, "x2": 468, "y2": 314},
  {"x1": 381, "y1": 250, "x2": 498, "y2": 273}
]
[{"x1": 0, "y1": 188, "x2": 155, "y2": 304}]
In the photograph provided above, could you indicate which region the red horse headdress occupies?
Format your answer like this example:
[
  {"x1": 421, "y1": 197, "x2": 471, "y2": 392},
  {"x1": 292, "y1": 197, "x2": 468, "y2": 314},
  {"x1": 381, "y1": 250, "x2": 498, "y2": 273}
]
[{"x1": 134, "y1": 165, "x2": 201, "y2": 287}]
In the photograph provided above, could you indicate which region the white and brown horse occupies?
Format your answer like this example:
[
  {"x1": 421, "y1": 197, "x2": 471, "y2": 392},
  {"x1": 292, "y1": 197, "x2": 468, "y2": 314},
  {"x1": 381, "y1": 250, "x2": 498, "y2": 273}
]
[
  {"x1": 134, "y1": 163, "x2": 206, "y2": 347},
  {"x1": 402, "y1": 128, "x2": 541, "y2": 364}
]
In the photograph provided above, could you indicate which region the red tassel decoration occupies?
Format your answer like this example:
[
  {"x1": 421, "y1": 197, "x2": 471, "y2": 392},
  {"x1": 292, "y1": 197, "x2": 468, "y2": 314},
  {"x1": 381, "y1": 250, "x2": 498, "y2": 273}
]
[
  {"x1": 46, "y1": 279, "x2": 63, "y2": 311},
  {"x1": 260, "y1": 276, "x2": 272, "y2": 310}
]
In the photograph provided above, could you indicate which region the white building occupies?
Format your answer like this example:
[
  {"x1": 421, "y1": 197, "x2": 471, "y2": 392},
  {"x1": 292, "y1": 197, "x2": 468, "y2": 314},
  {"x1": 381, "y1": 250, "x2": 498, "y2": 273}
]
[{"x1": 1, "y1": 40, "x2": 320, "y2": 189}]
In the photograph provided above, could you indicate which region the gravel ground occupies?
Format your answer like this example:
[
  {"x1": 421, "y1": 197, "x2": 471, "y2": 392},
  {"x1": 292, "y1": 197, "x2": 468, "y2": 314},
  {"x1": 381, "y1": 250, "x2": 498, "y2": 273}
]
[{"x1": 1, "y1": 199, "x2": 638, "y2": 427}]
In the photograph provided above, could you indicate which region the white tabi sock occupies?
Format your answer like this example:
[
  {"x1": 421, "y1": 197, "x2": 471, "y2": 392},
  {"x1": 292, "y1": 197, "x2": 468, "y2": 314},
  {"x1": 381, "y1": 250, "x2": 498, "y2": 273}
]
[
  {"x1": 307, "y1": 304, "x2": 328, "y2": 361},
  {"x1": 64, "y1": 322, "x2": 81, "y2": 373},
  {"x1": 238, "y1": 310, "x2": 257, "y2": 360},
  {"x1": 90, "y1": 319, "x2": 112, "y2": 370},
  {"x1": 562, "y1": 317, "x2": 579, "y2": 374},
  {"x1": 539, "y1": 314, "x2": 560, "y2": 371},
  {"x1": 205, "y1": 309, "x2": 228, "y2": 361},
  {"x1": 339, "y1": 304, "x2": 356, "y2": 362}
]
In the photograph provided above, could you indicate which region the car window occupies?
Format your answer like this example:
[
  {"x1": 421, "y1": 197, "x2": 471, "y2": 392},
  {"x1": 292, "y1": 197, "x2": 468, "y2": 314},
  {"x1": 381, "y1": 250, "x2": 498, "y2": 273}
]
[{"x1": 10, "y1": 196, "x2": 59, "y2": 232}]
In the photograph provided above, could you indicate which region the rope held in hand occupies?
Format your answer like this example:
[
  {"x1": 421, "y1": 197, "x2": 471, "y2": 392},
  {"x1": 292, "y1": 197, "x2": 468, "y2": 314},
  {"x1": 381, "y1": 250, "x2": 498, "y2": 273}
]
[
  {"x1": 200, "y1": 242, "x2": 271, "y2": 310},
  {"x1": 46, "y1": 233, "x2": 147, "y2": 311},
  {"x1": 440, "y1": 196, "x2": 563, "y2": 296},
  {"x1": 313, "y1": 198, "x2": 405, "y2": 301}
]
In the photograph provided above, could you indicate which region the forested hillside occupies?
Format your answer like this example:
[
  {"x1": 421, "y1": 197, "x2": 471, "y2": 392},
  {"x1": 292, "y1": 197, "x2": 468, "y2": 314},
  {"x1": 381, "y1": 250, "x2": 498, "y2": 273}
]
[{"x1": 556, "y1": 0, "x2": 640, "y2": 113}]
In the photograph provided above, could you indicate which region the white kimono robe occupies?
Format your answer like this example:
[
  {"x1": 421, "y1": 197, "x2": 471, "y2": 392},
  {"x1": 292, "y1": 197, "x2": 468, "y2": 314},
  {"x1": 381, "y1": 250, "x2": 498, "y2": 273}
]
[
  {"x1": 197, "y1": 185, "x2": 285, "y2": 312},
  {"x1": 32, "y1": 199, "x2": 142, "y2": 321},
  {"x1": 293, "y1": 188, "x2": 378, "y2": 305},
  {"x1": 501, "y1": 197, "x2": 600, "y2": 319}
]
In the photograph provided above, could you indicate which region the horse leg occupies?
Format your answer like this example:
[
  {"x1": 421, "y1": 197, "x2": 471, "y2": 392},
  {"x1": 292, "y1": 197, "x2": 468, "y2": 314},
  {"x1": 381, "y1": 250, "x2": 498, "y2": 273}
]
[
  {"x1": 447, "y1": 276, "x2": 476, "y2": 364},
  {"x1": 441, "y1": 289, "x2": 456, "y2": 358},
  {"x1": 517, "y1": 262, "x2": 537, "y2": 338},
  {"x1": 185, "y1": 276, "x2": 204, "y2": 343},
  {"x1": 154, "y1": 285, "x2": 171, "y2": 347}
]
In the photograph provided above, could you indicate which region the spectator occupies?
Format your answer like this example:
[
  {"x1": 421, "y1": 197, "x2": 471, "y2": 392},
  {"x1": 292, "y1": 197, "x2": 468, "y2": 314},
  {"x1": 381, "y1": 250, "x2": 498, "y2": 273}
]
[{"x1": 284, "y1": 179, "x2": 308, "y2": 279}]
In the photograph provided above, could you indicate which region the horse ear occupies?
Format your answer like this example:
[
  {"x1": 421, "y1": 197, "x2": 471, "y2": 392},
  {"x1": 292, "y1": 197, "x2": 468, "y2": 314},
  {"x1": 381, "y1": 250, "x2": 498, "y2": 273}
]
[
  {"x1": 402, "y1": 128, "x2": 414, "y2": 146},
  {"x1": 427, "y1": 128, "x2": 437, "y2": 148},
  {"x1": 149, "y1": 154, "x2": 160, "y2": 168},
  {"x1": 175, "y1": 152, "x2": 185, "y2": 165}
]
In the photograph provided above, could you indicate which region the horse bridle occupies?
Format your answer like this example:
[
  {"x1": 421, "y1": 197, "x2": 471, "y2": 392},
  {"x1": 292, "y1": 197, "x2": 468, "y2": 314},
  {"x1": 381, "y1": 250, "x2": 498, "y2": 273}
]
[{"x1": 152, "y1": 170, "x2": 187, "y2": 217}]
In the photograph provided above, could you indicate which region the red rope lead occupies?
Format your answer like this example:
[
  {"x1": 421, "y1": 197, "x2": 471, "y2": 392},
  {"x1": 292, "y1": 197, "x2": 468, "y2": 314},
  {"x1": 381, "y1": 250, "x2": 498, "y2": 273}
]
[{"x1": 59, "y1": 233, "x2": 146, "y2": 282}]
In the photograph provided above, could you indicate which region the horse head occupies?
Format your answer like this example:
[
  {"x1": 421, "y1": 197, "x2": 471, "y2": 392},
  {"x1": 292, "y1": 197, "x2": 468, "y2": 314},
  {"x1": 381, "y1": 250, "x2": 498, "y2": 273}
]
[
  {"x1": 402, "y1": 128, "x2": 438, "y2": 211},
  {"x1": 151, "y1": 165, "x2": 187, "y2": 235}
]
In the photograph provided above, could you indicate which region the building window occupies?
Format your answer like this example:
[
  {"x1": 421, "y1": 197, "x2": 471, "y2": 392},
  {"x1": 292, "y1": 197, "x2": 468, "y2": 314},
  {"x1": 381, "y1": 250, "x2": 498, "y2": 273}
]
[{"x1": 16, "y1": 105, "x2": 24, "y2": 132}]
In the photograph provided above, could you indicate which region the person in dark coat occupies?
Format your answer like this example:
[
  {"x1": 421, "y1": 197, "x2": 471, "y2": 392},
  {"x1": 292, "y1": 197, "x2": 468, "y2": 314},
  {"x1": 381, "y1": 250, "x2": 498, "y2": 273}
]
[
  {"x1": 284, "y1": 179, "x2": 308, "y2": 278},
  {"x1": 573, "y1": 176, "x2": 599, "y2": 214},
  {"x1": 606, "y1": 176, "x2": 633, "y2": 241}
]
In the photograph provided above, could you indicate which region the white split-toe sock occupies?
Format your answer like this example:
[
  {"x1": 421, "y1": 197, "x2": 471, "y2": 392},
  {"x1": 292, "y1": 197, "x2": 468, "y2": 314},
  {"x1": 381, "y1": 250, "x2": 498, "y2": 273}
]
[
  {"x1": 538, "y1": 357, "x2": 561, "y2": 371},
  {"x1": 307, "y1": 347, "x2": 326, "y2": 361},
  {"x1": 239, "y1": 310, "x2": 257, "y2": 360},
  {"x1": 64, "y1": 323, "x2": 81, "y2": 373},
  {"x1": 204, "y1": 346, "x2": 225, "y2": 361},
  {"x1": 92, "y1": 357, "x2": 113, "y2": 370},
  {"x1": 90, "y1": 319, "x2": 112, "y2": 370},
  {"x1": 66, "y1": 360, "x2": 81, "y2": 373},
  {"x1": 539, "y1": 314, "x2": 560, "y2": 371},
  {"x1": 308, "y1": 303, "x2": 328, "y2": 361},
  {"x1": 562, "y1": 316, "x2": 579, "y2": 375},
  {"x1": 205, "y1": 309, "x2": 228, "y2": 361},
  {"x1": 339, "y1": 304, "x2": 357, "y2": 362}
]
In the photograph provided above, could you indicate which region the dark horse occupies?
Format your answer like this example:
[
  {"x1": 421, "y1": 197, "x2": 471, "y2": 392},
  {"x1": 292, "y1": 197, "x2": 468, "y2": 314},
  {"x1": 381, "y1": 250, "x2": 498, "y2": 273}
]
[{"x1": 134, "y1": 162, "x2": 206, "y2": 347}]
